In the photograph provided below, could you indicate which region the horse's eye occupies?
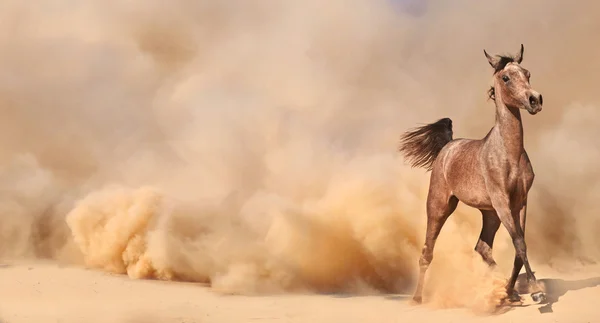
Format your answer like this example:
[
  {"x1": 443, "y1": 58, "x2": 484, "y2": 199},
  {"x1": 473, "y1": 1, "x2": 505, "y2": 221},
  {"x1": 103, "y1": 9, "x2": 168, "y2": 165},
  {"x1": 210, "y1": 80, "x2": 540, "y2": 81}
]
[{"x1": 502, "y1": 75, "x2": 510, "y2": 82}]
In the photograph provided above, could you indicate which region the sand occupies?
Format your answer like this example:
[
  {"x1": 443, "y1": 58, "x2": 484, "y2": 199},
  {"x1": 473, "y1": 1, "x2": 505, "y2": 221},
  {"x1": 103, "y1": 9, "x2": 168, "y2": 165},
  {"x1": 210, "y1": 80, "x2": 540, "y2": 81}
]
[{"x1": 1, "y1": 261, "x2": 599, "y2": 323}]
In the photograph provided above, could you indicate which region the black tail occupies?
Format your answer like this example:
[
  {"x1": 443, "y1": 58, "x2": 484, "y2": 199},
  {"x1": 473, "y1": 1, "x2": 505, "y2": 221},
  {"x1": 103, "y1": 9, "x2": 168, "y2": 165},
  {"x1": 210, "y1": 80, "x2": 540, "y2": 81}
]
[{"x1": 397, "y1": 118, "x2": 453, "y2": 171}]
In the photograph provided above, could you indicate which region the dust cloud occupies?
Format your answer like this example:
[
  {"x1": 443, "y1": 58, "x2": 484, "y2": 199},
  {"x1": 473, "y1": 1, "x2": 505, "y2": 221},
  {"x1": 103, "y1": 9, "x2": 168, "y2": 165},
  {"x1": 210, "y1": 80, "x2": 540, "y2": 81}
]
[{"x1": 0, "y1": 0, "x2": 599, "y2": 313}]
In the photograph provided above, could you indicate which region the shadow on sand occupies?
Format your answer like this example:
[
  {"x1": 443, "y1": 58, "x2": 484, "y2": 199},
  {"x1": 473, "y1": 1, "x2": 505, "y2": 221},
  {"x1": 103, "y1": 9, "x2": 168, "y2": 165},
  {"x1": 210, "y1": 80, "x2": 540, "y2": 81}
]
[{"x1": 514, "y1": 273, "x2": 600, "y2": 314}]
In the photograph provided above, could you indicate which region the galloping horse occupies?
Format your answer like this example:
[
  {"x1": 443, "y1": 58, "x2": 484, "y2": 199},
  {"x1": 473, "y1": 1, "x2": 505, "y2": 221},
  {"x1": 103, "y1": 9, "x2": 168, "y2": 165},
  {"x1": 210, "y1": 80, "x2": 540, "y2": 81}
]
[{"x1": 398, "y1": 44, "x2": 546, "y2": 304}]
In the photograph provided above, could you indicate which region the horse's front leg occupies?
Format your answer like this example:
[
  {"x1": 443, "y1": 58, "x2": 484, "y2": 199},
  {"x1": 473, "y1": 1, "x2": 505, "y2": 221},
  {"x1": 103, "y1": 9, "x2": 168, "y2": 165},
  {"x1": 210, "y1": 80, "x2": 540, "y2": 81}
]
[
  {"x1": 504, "y1": 203, "x2": 527, "y2": 303},
  {"x1": 491, "y1": 198, "x2": 545, "y2": 303}
]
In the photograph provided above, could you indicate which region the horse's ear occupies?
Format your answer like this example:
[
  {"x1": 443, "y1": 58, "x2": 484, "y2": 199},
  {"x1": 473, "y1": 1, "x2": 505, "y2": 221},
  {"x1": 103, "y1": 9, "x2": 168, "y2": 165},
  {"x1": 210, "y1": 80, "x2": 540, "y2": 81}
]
[
  {"x1": 514, "y1": 44, "x2": 524, "y2": 64},
  {"x1": 484, "y1": 49, "x2": 499, "y2": 69}
]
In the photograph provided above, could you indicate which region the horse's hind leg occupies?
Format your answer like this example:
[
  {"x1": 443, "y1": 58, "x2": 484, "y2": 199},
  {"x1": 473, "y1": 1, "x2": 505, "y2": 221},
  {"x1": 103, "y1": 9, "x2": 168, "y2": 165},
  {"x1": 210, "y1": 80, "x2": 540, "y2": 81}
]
[
  {"x1": 475, "y1": 210, "x2": 501, "y2": 267},
  {"x1": 412, "y1": 187, "x2": 458, "y2": 304}
]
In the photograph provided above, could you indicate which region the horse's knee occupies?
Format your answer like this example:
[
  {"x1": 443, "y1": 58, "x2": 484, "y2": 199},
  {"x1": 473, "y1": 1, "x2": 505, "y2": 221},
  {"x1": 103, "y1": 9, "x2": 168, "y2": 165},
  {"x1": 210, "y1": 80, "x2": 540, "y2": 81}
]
[
  {"x1": 475, "y1": 239, "x2": 490, "y2": 254},
  {"x1": 419, "y1": 247, "x2": 433, "y2": 269},
  {"x1": 475, "y1": 240, "x2": 494, "y2": 260},
  {"x1": 419, "y1": 256, "x2": 431, "y2": 270},
  {"x1": 513, "y1": 236, "x2": 527, "y2": 252},
  {"x1": 512, "y1": 236, "x2": 529, "y2": 262}
]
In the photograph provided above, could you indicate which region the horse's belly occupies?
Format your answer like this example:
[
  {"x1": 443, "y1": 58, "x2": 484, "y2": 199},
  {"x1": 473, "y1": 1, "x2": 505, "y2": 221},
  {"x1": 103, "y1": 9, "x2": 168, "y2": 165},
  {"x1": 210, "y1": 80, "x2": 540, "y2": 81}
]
[
  {"x1": 452, "y1": 182, "x2": 493, "y2": 210},
  {"x1": 455, "y1": 192, "x2": 494, "y2": 210},
  {"x1": 453, "y1": 177, "x2": 528, "y2": 211}
]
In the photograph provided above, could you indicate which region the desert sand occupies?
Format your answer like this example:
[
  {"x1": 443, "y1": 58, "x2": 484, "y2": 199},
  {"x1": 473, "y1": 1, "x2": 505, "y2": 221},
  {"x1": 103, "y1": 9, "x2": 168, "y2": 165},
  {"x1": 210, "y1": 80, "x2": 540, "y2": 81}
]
[
  {"x1": 1, "y1": 261, "x2": 599, "y2": 323},
  {"x1": 1, "y1": 0, "x2": 600, "y2": 323}
]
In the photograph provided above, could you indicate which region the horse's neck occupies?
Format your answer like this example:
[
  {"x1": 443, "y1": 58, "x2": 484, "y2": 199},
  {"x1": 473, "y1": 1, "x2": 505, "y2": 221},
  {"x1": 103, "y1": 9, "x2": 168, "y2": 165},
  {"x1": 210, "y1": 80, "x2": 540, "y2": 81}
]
[{"x1": 488, "y1": 93, "x2": 524, "y2": 162}]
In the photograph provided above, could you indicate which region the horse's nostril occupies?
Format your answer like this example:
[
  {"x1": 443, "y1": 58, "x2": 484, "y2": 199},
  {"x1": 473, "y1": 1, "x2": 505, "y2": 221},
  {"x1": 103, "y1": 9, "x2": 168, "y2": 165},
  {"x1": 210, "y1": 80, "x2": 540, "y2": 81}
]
[
  {"x1": 539, "y1": 94, "x2": 543, "y2": 105},
  {"x1": 529, "y1": 95, "x2": 537, "y2": 106}
]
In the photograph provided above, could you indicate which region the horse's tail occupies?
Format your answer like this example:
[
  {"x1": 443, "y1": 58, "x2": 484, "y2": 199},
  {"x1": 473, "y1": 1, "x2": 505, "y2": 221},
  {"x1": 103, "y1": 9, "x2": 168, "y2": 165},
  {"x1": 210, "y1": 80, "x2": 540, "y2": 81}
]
[{"x1": 397, "y1": 117, "x2": 453, "y2": 171}]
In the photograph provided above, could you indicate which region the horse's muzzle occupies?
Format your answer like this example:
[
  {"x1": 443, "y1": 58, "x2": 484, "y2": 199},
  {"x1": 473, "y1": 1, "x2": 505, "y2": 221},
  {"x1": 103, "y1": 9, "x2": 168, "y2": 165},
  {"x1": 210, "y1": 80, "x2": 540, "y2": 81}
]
[{"x1": 527, "y1": 93, "x2": 543, "y2": 115}]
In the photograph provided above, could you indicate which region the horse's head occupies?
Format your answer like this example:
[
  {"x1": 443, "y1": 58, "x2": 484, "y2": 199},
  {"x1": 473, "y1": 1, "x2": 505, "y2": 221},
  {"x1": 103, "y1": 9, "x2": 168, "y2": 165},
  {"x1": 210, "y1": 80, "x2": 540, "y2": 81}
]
[{"x1": 484, "y1": 44, "x2": 543, "y2": 115}]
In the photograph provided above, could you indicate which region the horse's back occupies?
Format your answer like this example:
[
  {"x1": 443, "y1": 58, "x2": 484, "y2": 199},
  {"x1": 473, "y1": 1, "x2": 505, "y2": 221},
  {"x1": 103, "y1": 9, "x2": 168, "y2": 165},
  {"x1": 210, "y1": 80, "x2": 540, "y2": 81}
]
[{"x1": 436, "y1": 138, "x2": 483, "y2": 170}]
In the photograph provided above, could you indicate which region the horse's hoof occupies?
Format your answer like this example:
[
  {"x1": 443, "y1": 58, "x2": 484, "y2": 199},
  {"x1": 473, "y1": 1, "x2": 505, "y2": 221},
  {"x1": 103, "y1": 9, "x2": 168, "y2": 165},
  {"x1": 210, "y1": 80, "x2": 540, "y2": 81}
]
[
  {"x1": 531, "y1": 291, "x2": 546, "y2": 304},
  {"x1": 507, "y1": 290, "x2": 522, "y2": 303}
]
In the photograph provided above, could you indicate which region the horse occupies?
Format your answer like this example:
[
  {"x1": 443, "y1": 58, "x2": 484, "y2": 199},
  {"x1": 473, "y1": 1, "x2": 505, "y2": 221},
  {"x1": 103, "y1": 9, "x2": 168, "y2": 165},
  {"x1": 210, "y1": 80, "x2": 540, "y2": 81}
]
[{"x1": 397, "y1": 44, "x2": 546, "y2": 305}]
